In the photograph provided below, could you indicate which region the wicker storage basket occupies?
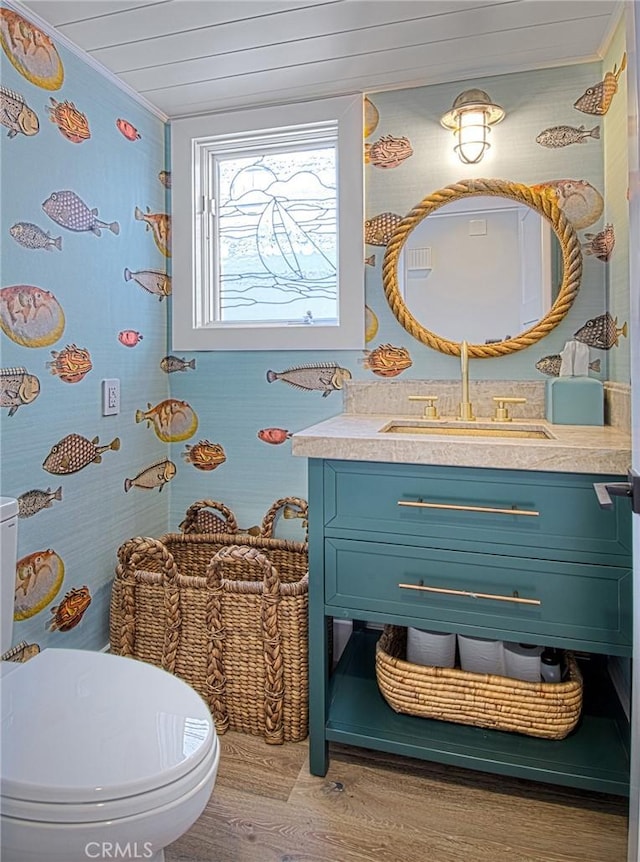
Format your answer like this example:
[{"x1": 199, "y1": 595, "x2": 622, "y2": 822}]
[
  {"x1": 179, "y1": 496, "x2": 308, "y2": 539},
  {"x1": 376, "y1": 626, "x2": 583, "y2": 740},
  {"x1": 179, "y1": 498, "x2": 241, "y2": 535},
  {"x1": 110, "y1": 501, "x2": 309, "y2": 744}
]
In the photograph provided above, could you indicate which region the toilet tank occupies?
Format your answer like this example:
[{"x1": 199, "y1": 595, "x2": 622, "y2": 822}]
[{"x1": 1, "y1": 497, "x2": 18, "y2": 655}]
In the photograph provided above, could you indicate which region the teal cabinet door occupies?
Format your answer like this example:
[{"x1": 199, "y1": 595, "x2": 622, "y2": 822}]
[
  {"x1": 324, "y1": 537, "x2": 632, "y2": 654},
  {"x1": 307, "y1": 457, "x2": 632, "y2": 793},
  {"x1": 322, "y1": 461, "x2": 632, "y2": 566}
]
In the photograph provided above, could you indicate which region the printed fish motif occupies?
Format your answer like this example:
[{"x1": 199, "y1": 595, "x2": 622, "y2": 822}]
[
  {"x1": 158, "y1": 170, "x2": 171, "y2": 188},
  {"x1": 0, "y1": 285, "x2": 65, "y2": 347},
  {"x1": 582, "y1": 224, "x2": 615, "y2": 262},
  {"x1": 365, "y1": 135, "x2": 413, "y2": 168},
  {"x1": 160, "y1": 355, "x2": 196, "y2": 373},
  {"x1": 135, "y1": 398, "x2": 198, "y2": 443},
  {"x1": 15, "y1": 550, "x2": 60, "y2": 597},
  {"x1": 124, "y1": 267, "x2": 171, "y2": 300},
  {"x1": 14, "y1": 549, "x2": 64, "y2": 621},
  {"x1": 573, "y1": 311, "x2": 627, "y2": 350},
  {"x1": 364, "y1": 97, "x2": 379, "y2": 138},
  {"x1": 134, "y1": 206, "x2": 171, "y2": 257},
  {"x1": 43, "y1": 434, "x2": 120, "y2": 475},
  {"x1": 574, "y1": 53, "x2": 627, "y2": 115},
  {"x1": 365, "y1": 212, "x2": 402, "y2": 245},
  {"x1": 48, "y1": 585, "x2": 91, "y2": 632},
  {"x1": 258, "y1": 427, "x2": 292, "y2": 445},
  {"x1": 530, "y1": 179, "x2": 603, "y2": 230},
  {"x1": 118, "y1": 329, "x2": 143, "y2": 347},
  {"x1": 182, "y1": 440, "x2": 226, "y2": 471},
  {"x1": 47, "y1": 97, "x2": 89, "y2": 143},
  {"x1": 574, "y1": 312, "x2": 628, "y2": 350},
  {"x1": 365, "y1": 305, "x2": 379, "y2": 343},
  {"x1": 42, "y1": 190, "x2": 120, "y2": 236},
  {"x1": 361, "y1": 344, "x2": 412, "y2": 377},
  {"x1": 535, "y1": 355, "x2": 601, "y2": 377},
  {"x1": 0, "y1": 366, "x2": 40, "y2": 415},
  {"x1": 365, "y1": 254, "x2": 376, "y2": 267},
  {"x1": 0, "y1": 85, "x2": 39, "y2": 137},
  {"x1": 283, "y1": 505, "x2": 308, "y2": 533},
  {"x1": 266, "y1": 363, "x2": 352, "y2": 397},
  {"x1": 0, "y1": 9, "x2": 64, "y2": 91},
  {"x1": 1, "y1": 641, "x2": 40, "y2": 662},
  {"x1": 124, "y1": 459, "x2": 176, "y2": 493},
  {"x1": 17, "y1": 486, "x2": 62, "y2": 518},
  {"x1": 47, "y1": 344, "x2": 92, "y2": 383},
  {"x1": 535, "y1": 124, "x2": 600, "y2": 148},
  {"x1": 116, "y1": 118, "x2": 140, "y2": 141},
  {"x1": 10, "y1": 221, "x2": 61, "y2": 251}
]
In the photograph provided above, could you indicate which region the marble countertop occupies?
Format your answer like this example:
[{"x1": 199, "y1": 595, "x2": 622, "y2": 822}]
[{"x1": 291, "y1": 413, "x2": 631, "y2": 475}]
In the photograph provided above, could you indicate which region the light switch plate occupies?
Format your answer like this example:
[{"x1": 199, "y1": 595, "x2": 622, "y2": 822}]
[{"x1": 102, "y1": 378, "x2": 120, "y2": 415}]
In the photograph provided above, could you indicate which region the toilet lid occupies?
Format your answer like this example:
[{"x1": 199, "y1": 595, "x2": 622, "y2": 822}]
[{"x1": 1, "y1": 649, "x2": 215, "y2": 804}]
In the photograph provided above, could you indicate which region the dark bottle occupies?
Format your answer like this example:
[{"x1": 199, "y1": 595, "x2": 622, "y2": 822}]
[{"x1": 540, "y1": 647, "x2": 562, "y2": 683}]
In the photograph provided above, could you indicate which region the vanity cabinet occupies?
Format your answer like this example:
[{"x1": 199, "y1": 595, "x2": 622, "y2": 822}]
[{"x1": 308, "y1": 458, "x2": 632, "y2": 795}]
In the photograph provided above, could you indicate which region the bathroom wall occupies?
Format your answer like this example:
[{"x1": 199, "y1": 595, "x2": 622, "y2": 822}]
[
  {"x1": 1, "y1": 5, "x2": 630, "y2": 654},
  {"x1": 167, "y1": 56, "x2": 630, "y2": 531},
  {"x1": 603, "y1": 14, "x2": 631, "y2": 385},
  {"x1": 0, "y1": 7, "x2": 169, "y2": 651}
]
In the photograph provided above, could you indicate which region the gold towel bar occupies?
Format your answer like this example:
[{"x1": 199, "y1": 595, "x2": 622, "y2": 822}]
[
  {"x1": 398, "y1": 583, "x2": 541, "y2": 606},
  {"x1": 397, "y1": 500, "x2": 539, "y2": 517}
]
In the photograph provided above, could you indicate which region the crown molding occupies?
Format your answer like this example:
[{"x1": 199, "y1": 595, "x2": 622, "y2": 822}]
[{"x1": 2, "y1": 0, "x2": 169, "y2": 123}]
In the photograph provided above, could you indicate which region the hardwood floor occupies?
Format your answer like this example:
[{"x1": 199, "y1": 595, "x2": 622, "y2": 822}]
[{"x1": 166, "y1": 733, "x2": 629, "y2": 862}]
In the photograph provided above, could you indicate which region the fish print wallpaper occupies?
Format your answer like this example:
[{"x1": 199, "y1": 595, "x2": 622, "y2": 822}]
[
  {"x1": 1, "y1": 4, "x2": 169, "y2": 652},
  {"x1": 0, "y1": 4, "x2": 631, "y2": 655}
]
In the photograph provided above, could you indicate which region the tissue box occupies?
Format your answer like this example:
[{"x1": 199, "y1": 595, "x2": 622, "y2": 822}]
[{"x1": 545, "y1": 378, "x2": 604, "y2": 425}]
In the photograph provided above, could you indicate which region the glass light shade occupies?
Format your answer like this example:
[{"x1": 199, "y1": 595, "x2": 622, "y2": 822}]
[
  {"x1": 455, "y1": 109, "x2": 490, "y2": 164},
  {"x1": 441, "y1": 90, "x2": 505, "y2": 165}
]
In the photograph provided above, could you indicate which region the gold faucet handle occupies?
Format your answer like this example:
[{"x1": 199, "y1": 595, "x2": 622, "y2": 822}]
[
  {"x1": 408, "y1": 395, "x2": 439, "y2": 419},
  {"x1": 492, "y1": 396, "x2": 527, "y2": 422}
]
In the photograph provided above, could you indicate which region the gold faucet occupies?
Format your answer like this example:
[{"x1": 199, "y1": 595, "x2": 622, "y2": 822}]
[{"x1": 458, "y1": 340, "x2": 475, "y2": 421}]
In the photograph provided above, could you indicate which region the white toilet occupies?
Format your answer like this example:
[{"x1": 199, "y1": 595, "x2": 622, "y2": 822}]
[{"x1": 0, "y1": 497, "x2": 220, "y2": 862}]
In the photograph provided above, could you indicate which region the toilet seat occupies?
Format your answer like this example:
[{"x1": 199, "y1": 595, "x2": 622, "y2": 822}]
[{"x1": 1, "y1": 649, "x2": 217, "y2": 822}]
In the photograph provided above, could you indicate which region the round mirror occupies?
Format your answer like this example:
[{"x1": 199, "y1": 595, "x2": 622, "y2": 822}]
[{"x1": 382, "y1": 178, "x2": 582, "y2": 358}]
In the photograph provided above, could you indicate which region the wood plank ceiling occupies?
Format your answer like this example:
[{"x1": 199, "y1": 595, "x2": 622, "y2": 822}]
[{"x1": 18, "y1": 0, "x2": 622, "y2": 120}]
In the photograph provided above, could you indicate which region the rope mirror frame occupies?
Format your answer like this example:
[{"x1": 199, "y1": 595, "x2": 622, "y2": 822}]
[{"x1": 381, "y1": 178, "x2": 583, "y2": 359}]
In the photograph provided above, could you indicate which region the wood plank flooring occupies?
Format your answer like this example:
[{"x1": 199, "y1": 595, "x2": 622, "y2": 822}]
[{"x1": 165, "y1": 733, "x2": 629, "y2": 862}]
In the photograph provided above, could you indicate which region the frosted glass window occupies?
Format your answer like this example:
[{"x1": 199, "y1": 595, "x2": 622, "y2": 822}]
[
  {"x1": 213, "y1": 144, "x2": 337, "y2": 326},
  {"x1": 171, "y1": 95, "x2": 363, "y2": 351}
]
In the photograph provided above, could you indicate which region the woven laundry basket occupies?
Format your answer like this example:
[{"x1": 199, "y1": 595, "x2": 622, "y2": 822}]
[
  {"x1": 179, "y1": 496, "x2": 308, "y2": 539},
  {"x1": 376, "y1": 626, "x2": 583, "y2": 740},
  {"x1": 110, "y1": 505, "x2": 309, "y2": 744}
]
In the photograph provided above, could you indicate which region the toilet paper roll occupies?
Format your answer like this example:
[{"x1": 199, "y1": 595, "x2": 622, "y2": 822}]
[
  {"x1": 503, "y1": 642, "x2": 543, "y2": 682},
  {"x1": 406, "y1": 627, "x2": 456, "y2": 668},
  {"x1": 458, "y1": 635, "x2": 505, "y2": 675}
]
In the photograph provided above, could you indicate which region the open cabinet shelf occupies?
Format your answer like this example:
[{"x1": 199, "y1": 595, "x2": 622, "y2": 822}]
[{"x1": 326, "y1": 628, "x2": 630, "y2": 797}]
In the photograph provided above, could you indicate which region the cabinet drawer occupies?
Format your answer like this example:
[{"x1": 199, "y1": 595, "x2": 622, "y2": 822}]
[
  {"x1": 322, "y1": 461, "x2": 631, "y2": 565},
  {"x1": 324, "y1": 538, "x2": 632, "y2": 653}
]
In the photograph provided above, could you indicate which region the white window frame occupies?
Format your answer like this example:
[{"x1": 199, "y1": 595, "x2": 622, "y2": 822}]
[{"x1": 171, "y1": 95, "x2": 364, "y2": 351}]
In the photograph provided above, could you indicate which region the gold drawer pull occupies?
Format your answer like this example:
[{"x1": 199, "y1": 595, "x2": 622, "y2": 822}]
[
  {"x1": 397, "y1": 500, "x2": 539, "y2": 517},
  {"x1": 398, "y1": 583, "x2": 541, "y2": 606}
]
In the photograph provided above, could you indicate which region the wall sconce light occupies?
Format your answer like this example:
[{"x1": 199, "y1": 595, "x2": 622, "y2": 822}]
[{"x1": 440, "y1": 89, "x2": 505, "y2": 164}]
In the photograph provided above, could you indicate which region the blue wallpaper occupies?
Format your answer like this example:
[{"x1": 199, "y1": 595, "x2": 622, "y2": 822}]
[
  {"x1": 603, "y1": 15, "x2": 631, "y2": 385},
  {"x1": 167, "y1": 60, "x2": 630, "y2": 533},
  {"x1": 1, "y1": 6, "x2": 169, "y2": 651},
  {"x1": 0, "y1": 5, "x2": 630, "y2": 654}
]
